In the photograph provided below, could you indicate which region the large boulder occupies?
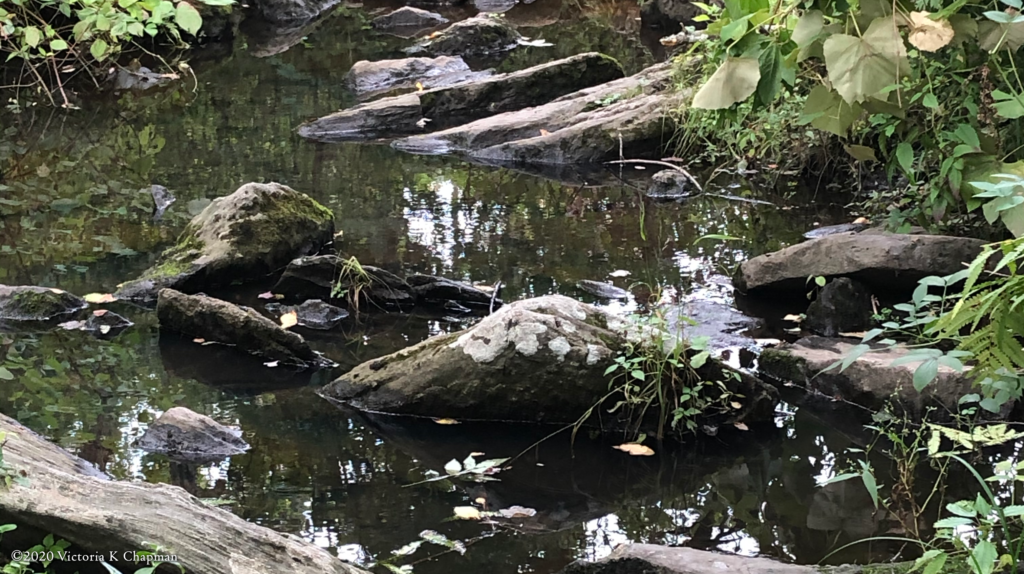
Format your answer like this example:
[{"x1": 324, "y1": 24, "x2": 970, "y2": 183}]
[
  {"x1": 250, "y1": 0, "x2": 339, "y2": 23},
  {"x1": 156, "y1": 289, "x2": 330, "y2": 369},
  {"x1": 759, "y1": 336, "x2": 976, "y2": 416},
  {"x1": 803, "y1": 277, "x2": 875, "y2": 337},
  {"x1": 560, "y1": 543, "x2": 889, "y2": 574},
  {"x1": 137, "y1": 407, "x2": 250, "y2": 462},
  {"x1": 344, "y1": 56, "x2": 490, "y2": 100},
  {"x1": 392, "y1": 62, "x2": 686, "y2": 165},
  {"x1": 320, "y1": 295, "x2": 777, "y2": 428},
  {"x1": 0, "y1": 413, "x2": 369, "y2": 574},
  {"x1": 299, "y1": 53, "x2": 625, "y2": 142},
  {"x1": 371, "y1": 6, "x2": 448, "y2": 30},
  {"x1": 115, "y1": 183, "x2": 334, "y2": 302},
  {"x1": 734, "y1": 233, "x2": 986, "y2": 295},
  {"x1": 0, "y1": 285, "x2": 87, "y2": 323},
  {"x1": 411, "y1": 16, "x2": 521, "y2": 57}
]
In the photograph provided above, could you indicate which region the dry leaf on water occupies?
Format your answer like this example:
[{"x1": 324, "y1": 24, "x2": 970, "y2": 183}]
[
  {"x1": 782, "y1": 314, "x2": 803, "y2": 323},
  {"x1": 730, "y1": 401, "x2": 743, "y2": 409},
  {"x1": 613, "y1": 443, "x2": 655, "y2": 456},
  {"x1": 469, "y1": 451, "x2": 485, "y2": 456},
  {"x1": 192, "y1": 338, "x2": 205, "y2": 344},
  {"x1": 84, "y1": 293, "x2": 117, "y2": 304},
  {"x1": 474, "y1": 497, "x2": 487, "y2": 505},
  {"x1": 433, "y1": 418, "x2": 460, "y2": 425},
  {"x1": 609, "y1": 270, "x2": 631, "y2": 278},
  {"x1": 734, "y1": 422, "x2": 749, "y2": 431},
  {"x1": 539, "y1": 129, "x2": 551, "y2": 136},
  {"x1": 99, "y1": 325, "x2": 111, "y2": 335},
  {"x1": 498, "y1": 506, "x2": 537, "y2": 518},
  {"x1": 257, "y1": 291, "x2": 283, "y2": 300},
  {"x1": 264, "y1": 360, "x2": 279, "y2": 368},
  {"x1": 92, "y1": 309, "x2": 108, "y2": 317},
  {"x1": 453, "y1": 506, "x2": 481, "y2": 520},
  {"x1": 280, "y1": 310, "x2": 298, "y2": 329}
]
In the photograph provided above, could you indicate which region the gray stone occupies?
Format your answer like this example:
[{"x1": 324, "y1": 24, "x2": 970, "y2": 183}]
[
  {"x1": 300, "y1": 53, "x2": 624, "y2": 142},
  {"x1": 115, "y1": 183, "x2": 334, "y2": 303},
  {"x1": 804, "y1": 277, "x2": 875, "y2": 337},
  {"x1": 344, "y1": 56, "x2": 489, "y2": 99},
  {"x1": 640, "y1": 0, "x2": 703, "y2": 31},
  {"x1": 156, "y1": 289, "x2": 330, "y2": 369},
  {"x1": 137, "y1": 407, "x2": 249, "y2": 462},
  {"x1": 734, "y1": 233, "x2": 986, "y2": 295},
  {"x1": 576, "y1": 280, "x2": 630, "y2": 299},
  {"x1": 759, "y1": 336, "x2": 977, "y2": 416},
  {"x1": 645, "y1": 169, "x2": 693, "y2": 200},
  {"x1": 268, "y1": 299, "x2": 349, "y2": 330},
  {"x1": 272, "y1": 255, "x2": 415, "y2": 308},
  {"x1": 372, "y1": 7, "x2": 448, "y2": 30},
  {"x1": 411, "y1": 16, "x2": 521, "y2": 57},
  {"x1": 0, "y1": 412, "x2": 369, "y2": 574},
  {"x1": 559, "y1": 543, "x2": 890, "y2": 574},
  {"x1": 802, "y1": 222, "x2": 871, "y2": 239},
  {"x1": 320, "y1": 295, "x2": 777, "y2": 428},
  {"x1": 407, "y1": 274, "x2": 497, "y2": 306},
  {"x1": 0, "y1": 285, "x2": 87, "y2": 323}
]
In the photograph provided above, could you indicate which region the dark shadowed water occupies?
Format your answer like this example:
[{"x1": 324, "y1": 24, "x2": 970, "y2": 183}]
[{"x1": 0, "y1": 1, "x2": 921, "y2": 572}]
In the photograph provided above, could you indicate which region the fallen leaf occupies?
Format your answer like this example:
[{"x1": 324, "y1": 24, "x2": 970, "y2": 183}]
[
  {"x1": 734, "y1": 422, "x2": 749, "y2": 431},
  {"x1": 853, "y1": 216, "x2": 871, "y2": 224},
  {"x1": 416, "y1": 81, "x2": 424, "y2": 91},
  {"x1": 782, "y1": 314, "x2": 803, "y2": 323},
  {"x1": 498, "y1": 506, "x2": 537, "y2": 518},
  {"x1": 474, "y1": 497, "x2": 487, "y2": 505},
  {"x1": 257, "y1": 291, "x2": 275, "y2": 299},
  {"x1": 908, "y1": 11, "x2": 954, "y2": 52},
  {"x1": 433, "y1": 418, "x2": 460, "y2": 425},
  {"x1": 609, "y1": 270, "x2": 631, "y2": 278},
  {"x1": 264, "y1": 360, "x2": 280, "y2": 368},
  {"x1": 84, "y1": 293, "x2": 117, "y2": 304},
  {"x1": 839, "y1": 331, "x2": 868, "y2": 339},
  {"x1": 469, "y1": 451, "x2": 485, "y2": 456},
  {"x1": 428, "y1": 31, "x2": 442, "y2": 38},
  {"x1": 92, "y1": 309, "x2": 108, "y2": 317},
  {"x1": 539, "y1": 129, "x2": 551, "y2": 136},
  {"x1": 453, "y1": 506, "x2": 481, "y2": 520},
  {"x1": 444, "y1": 459, "x2": 462, "y2": 475},
  {"x1": 193, "y1": 338, "x2": 206, "y2": 344},
  {"x1": 613, "y1": 443, "x2": 655, "y2": 456},
  {"x1": 58, "y1": 320, "x2": 85, "y2": 330},
  {"x1": 280, "y1": 310, "x2": 298, "y2": 329},
  {"x1": 99, "y1": 325, "x2": 111, "y2": 334},
  {"x1": 49, "y1": 288, "x2": 63, "y2": 294},
  {"x1": 731, "y1": 401, "x2": 743, "y2": 409},
  {"x1": 536, "y1": 462, "x2": 545, "y2": 467}
]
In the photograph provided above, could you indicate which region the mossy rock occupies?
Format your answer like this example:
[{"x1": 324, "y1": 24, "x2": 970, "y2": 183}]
[
  {"x1": 414, "y1": 16, "x2": 521, "y2": 57},
  {"x1": 0, "y1": 285, "x2": 88, "y2": 323},
  {"x1": 116, "y1": 182, "x2": 335, "y2": 302}
]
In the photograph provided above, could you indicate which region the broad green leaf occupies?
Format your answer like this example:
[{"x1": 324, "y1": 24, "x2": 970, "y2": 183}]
[
  {"x1": 859, "y1": 460, "x2": 878, "y2": 509},
  {"x1": 23, "y1": 25, "x2": 41, "y2": 48},
  {"x1": 0, "y1": 367, "x2": 12, "y2": 381},
  {"x1": 993, "y1": 90, "x2": 1024, "y2": 119},
  {"x1": 691, "y1": 57, "x2": 761, "y2": 110},
  {"x1": 979, "y1": 19, "x2": 1024, "y2": 51},
  {"x1": 90, "y1": 38, "x2": 108, "y2": 61},
  {"x1": 799, "y1": 85, "x2": 862, "y2": 136},
  {"x1": 913, "y1": 359, "x2": 939, "y2": 392},
  {"x1": 175, "y1": 1, "x2": 203, "y2": 35},
  {"x1": 972, "y1": 539, "x2": 998, "y2": 574},
  {"x1": 896, "y1": 142, "x2": 914, "y2": 176},
  {"x1": 949, "y1": 13, "x2": 978, "y2": 46},
  {"x1": 49, "y1": 38, "x2": 67, "y2": 51},
  {"x1": 793, "y1": 10, "x2": 823, "y2": 47},
  {"x1": 756, "y1": 44, "x2": 782, "y2": 105},
  {"x1": 933, "y1": 516, "x2": 973, "y2": 528},
  {"x1": 844, "y1": 144, "x2": 877, "y2": 162},
  {"x1": 824, "y1": 17, "x2": 910, "y2": 104}
]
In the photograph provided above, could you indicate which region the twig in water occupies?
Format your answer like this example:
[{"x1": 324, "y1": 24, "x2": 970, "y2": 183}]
[
  {"x1": 489, "y1": 281, "x2": 502, "y2": 314},
  {"x1": 606, "y1": 159, "x2": 704, "y2": 193}
]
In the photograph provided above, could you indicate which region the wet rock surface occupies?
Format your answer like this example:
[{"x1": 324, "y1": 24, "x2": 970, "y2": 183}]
[
  {"x1": 410, "y1": 15, "x2": 522, "y2": 57},
  {"x1": 251, "y1": 0, "x2": 340, "y2": 24},
  {"x1": 115, "y1": 182, "x2": 334, "y2": 303},
  {"x1": 665, "y1": 299, "x2": 765, "y2": 352},
  {"x1": 0, "y1": 286, "x2": 87, "y2": 323},
  {"x1": 371, "y1": 6, "x2": 448, "y2": 30},
  {"x1": 344, "y1": 56, "x2": 490, "y2": 99},
  {"x1": 759, "y1": 336, "x2": 977, "y2": 417},
  {"x1": 803, "y1": 277, "x2": 875, "y2": 337},
  {"x1": 408, "y1": 274, "x2": 497, "y2": 307},
  {"x1": 802, "y1": 222, "x2": 871, "y2": 239},
  {"x1": 734, "y1": 233, "x2": 986, "y2": 295},
  {"x1": 156, "y1": 289, "x2": 330, "y2": 369},
  {"x1": 576, "y1": 279, "x2": 630, "y2": 299},
  {"x1": 645, "y1": 169, "x2": 693, "y2": 200},
  {"x1": 301, "y1": 53, "x2": 624, "y2": 141},
  {"x1": 321, "y1": 295, "x2": 777, "y2": 427},
  {"x1": 59, "y1": 310, "x2": 134, "y2": 336},
  {"x1": 639, "y1": 0, "x2": 703, "y2": 32},
  {"x1": 267, "y1": 299, "x2": 350, "y2": 330},
  {"x1": 137, "y1": 407, "x2": 250, "y2": 462}
]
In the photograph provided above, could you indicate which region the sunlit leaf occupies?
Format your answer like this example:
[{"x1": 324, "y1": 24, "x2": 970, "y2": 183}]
[
  {"x1": 280, "y1": 310, "x2": 298, "y2": 329},
  {"x1": 174, "y1": 1, "x2": 203, "y2": 35},
  {"x1": 907, "y1": 12, "x2": 954, "y2": 52},
  {"x1": 691, "y1": 57, "x2": 761, "y2": 110},
  {"x1": 824, "y1": 17, "x2": 909, "y2": 104},
  {"x1": 443, "y1": 459, "x2": 461, "y2": 475},
  {"x1": 84, "y1": 293, "x2": 117, "y2": 304},
  {"x1": 613, "y1": 443, "x2": 655, "y2": 456},
  {"x1": 453, "y1": 506, "x2": 481, "y2": 520}
]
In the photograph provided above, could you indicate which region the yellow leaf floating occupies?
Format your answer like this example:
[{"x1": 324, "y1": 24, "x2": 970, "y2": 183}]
[
  {"x1": 433, "y1": 418, "x2": 460, "y2": 425},
  {"x1": 734, "y1": 422, "x2": 750, "y2": 431},
  {"x1": 613, "y1": 443, "x2": 655, "y2": 456},
  {"x1": 84, "y1": 293, "x2": 117, "y2": 304},
  {"x1": 280, "y1": 310, "x2": 298, "y2": 329},
  {"x1": 453, "y1": 506, "x2": 481, "y2": 520}
]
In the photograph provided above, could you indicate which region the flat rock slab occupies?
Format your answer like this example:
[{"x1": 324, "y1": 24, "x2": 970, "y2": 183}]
[
  {"x1": 410, "y1": 16, "x2": 521, "y2": 57},
  {"x1": 345, "y1": 56, "x2": 491, "y2": 100},
  {"x1": 0, "y1": 413, "x2": 369, "y2": 574},
  {"x1": 115, "y1": 182, "x2": 334, "y2": 303},
  {"x1": 372, "y1": 6, "x2": 448, "y2": 30},
  {"x1": 759, "y1": 336, "x2": 976, "y2": 416},
  {"x1": 392, "y1": 62, "x2": 686, "y2": 165},
  {"x1": 0, "y1": 285, "x2": 87, "y2": 324},
  {"x1": 559, "y1": 543, "x2": 887, "y2": 574},
  {"x1": 156, "y1": 289, "x2": 329, "y2": 369},
  {"x1": 137, "y1": 406, "x2": 249, "y2": 462},
  {"x1": 299, "y1": 53, "x2": 624, "y2": 141},
  {"x1": 734, "y1": 233, "x2": 986, "y2": 295}
]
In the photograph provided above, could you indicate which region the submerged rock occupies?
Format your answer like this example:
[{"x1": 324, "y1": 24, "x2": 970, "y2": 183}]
[
  {"x1": 407, "y1": 274, "x2": 497, "y2": 307},
  {"x1": 576, "y1": 280, "x2": 630, "y2": 299},
  {"x1": 0, "y1": 412, "x2": 369, "y2": 574},
  {"x1": 733, "y1": 233, "x2": 986, "y2": 295},
  {"x1": 372, "y1": 6, "x2": 448, "y2": 30},
  {"x1": 321, "y1": 295, "x2": 777, "y2": 428},
  {"x1": 645, "y1": 169, "x2": 693, "y2": 200},
  {"x1": 411, "y1": 16, "x2": 521, "y2": 57},
  {"x1": 759, "y1": 336, "x2": 977, "y2": 417},
  {"x1": 344, "y1": 56, "x2": 489, "y2": 99},
  {"x1": 804, "y1": 277, "x2": 875, "y2": 337},
  {"x1": 268, "y1": 299, "x2": 350, "y2": 330},
  {"x1": 137, "y1": 407, "x2": 249, "y2": 462},
  {"x1": 0, "y1": 286, "x2": 87, "y2": 323},
  {"x1": 392, "y1": 62, "x2": 686, "y2": 165},
  {"x1": 156, "y1": 289, "x2": 330, "y2": 369},
  {"x1": 116, "y1": 182, "x2": 334, "y2": 303},
  {"x1": 300, "y1": 53, "x2": 624, "y2": 142},
  {"x1": 561, "y1": 543, "x2": 869, "y2": 574}
]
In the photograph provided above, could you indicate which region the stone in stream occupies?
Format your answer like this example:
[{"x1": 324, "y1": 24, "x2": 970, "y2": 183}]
[
  {"x1": 320, "y1": 295, "x2": 778, "y2": 428},
  {"x1": 560, "y1": 543, "x2": 884, "y2": 574},
  {"x1": 299, "y1": 53, "x2": 624, "y2": 142},
  {"x1": 759, "y1": 336, "x2": 979, "y2": 417},
  {"x1": 115, "y1": 182, "x2": 335, "y2": 303},
  {"x1": 266, "y1": 299, "x2": 350, "y2": 330},
  {"x1": 137, "y1": 407, "x2": 249, "y2": 462},
  {"x1": 371, "y1": 7, "x2": 448, "y2": 30},
  {"x1": 645, "y1": 169, "x2": 693, "y2": 200},
  {"x1": 0, "y1": 286, "x2": 87, "y2": 323},
  {"x1": 344, "y1": 56, "x2": 492, "y2": 99},
  {"x1": 409, "y1": 16, "x2": 522, "y2": 57},
  {"x1": 392, "y1": 62, "x2": 688, "y2": 165},
  {"x1": 272, "y1": 255, "x2": 416, "y2": 308},
  {"x1": 407, "y1": 274, "x2": 498, "y2": 307},
  {"x1": 576, "y1": 280, "x2": 630, "y2": 299},
  {"x1": 156, "y1": 289, "x2": 332, "y2": 369},
  {"x1": 733, "y1": 233, "x2": 986, "y2": 295},
  {"x1": 0, "y1": 412, "x2": 370, "y2": 574},
  {"x1": 803, "y1": 277, "x2": 875, "y2": 337}
]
